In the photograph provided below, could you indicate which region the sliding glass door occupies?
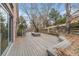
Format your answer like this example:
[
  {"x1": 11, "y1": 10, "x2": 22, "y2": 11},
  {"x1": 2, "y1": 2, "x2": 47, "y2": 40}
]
[
  {"x1": 0, "y1": 4, "x2": 13, "y2": 55},
  {"x1": 0, "y1": 5, "x2": 9, "y2": 54}
]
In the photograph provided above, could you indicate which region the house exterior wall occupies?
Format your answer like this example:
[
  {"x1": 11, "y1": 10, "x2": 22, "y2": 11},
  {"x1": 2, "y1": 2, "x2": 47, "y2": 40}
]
[{"x1": 6, "y1": 3, "x2": 18, "y2": 42}]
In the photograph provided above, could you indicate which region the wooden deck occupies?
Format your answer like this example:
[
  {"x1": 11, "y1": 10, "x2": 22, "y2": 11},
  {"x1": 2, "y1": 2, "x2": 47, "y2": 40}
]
[{"x1": 7, "y1": 32, "x2": 60, "y2": 56}]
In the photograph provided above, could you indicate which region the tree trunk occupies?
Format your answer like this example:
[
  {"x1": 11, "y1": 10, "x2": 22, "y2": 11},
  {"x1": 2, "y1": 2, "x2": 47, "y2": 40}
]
[
  {"x1": 32, "y1": 20, "x2": 39, "y2": 32},
  {"x1": 66, "y1": 3, "x2": 71, "y2": 34}
]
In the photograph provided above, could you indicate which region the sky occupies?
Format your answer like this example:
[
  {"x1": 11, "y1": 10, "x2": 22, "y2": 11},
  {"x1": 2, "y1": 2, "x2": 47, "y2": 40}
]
[
  {"x1": 18, "y1": 3, "x2": 66, "y2": 26},
  {"x1": 19, "y1": 3, "x2": 65, "y2": 16},
  {"x1": 18, "y1": 3, "x2": 66, "y2": 22},
  {"x1": 18, "y1": 3, "x2": 79, "y2": 26}
]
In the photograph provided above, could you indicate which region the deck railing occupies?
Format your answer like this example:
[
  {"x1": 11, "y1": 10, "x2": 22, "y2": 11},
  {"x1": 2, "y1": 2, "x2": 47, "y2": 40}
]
[{"x1": 40, "y1": 24, "x2": 66, "y2": 35}]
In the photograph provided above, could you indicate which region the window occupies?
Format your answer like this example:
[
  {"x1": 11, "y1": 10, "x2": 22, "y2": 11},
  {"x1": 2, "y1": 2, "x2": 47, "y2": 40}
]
[{"x1": 0, "y1": 4, "x2": 13, "y2": 55}]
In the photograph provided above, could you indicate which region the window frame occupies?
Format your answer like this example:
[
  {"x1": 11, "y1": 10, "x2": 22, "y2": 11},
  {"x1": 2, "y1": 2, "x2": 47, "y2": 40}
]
[{"x1": 0, "y1": 3, "x2": 13, "y2": 55}]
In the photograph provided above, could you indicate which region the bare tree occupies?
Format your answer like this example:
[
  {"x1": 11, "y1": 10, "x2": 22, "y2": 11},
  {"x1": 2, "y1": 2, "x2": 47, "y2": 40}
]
[
  {"x1": 21, "y1": 3, "x2": 63, "y2": 32},
  {"x1": 29, "y1": 3, "x2": 53, "y2": 32},
  {"x1": 40, "y1": 4, "x2": 53, "y2": 28}
]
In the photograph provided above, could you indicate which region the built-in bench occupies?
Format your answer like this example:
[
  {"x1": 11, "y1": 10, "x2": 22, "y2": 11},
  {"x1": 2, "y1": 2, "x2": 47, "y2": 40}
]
[
  {"x1": 31, "y1": 32, "x2": 41, "y2": 37},
  {"x1": 47, "y1": 36, "x2": 72, "y2": 56}
]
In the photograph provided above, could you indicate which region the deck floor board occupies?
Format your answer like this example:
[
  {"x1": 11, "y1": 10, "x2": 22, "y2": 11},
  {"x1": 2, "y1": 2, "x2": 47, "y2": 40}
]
[{"x1": 7, "y1": 32, "x2": 59, "y2": 56}]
